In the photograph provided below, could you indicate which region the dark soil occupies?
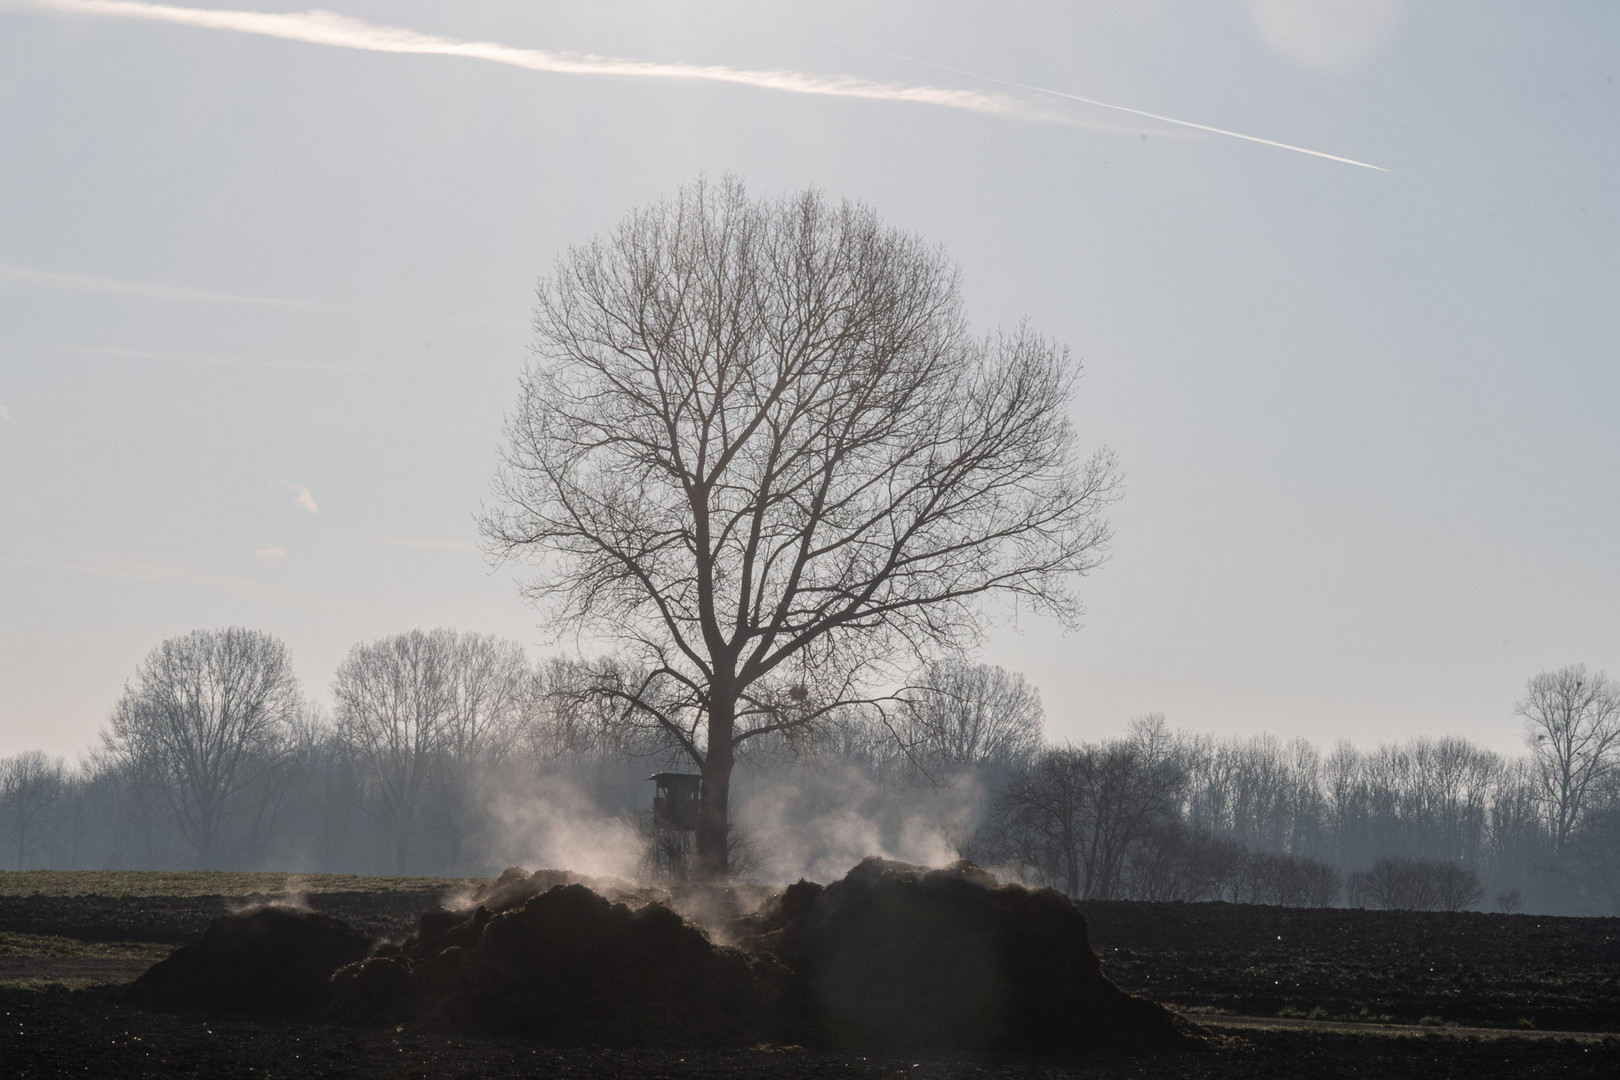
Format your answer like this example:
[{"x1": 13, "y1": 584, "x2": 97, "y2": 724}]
[
  {"x1": 0, "y1": 888, "x2": 443, "y2": 944},
  {"x1": 4, "y1": 874, "x2": 1619, "y2": 1077},
  {"x1": 1080, "y1": 900, "x2": 1620, "y2": 1031},
  {"x1": 4, "y1": 985, "x2": 1617, "y2": 1079}
]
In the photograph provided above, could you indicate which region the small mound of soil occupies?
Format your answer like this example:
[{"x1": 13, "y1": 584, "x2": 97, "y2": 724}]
[
  {"x1": 739, "y1": 858, "x2": 1196, "y2": 1053},
  {"x1": 127, "y1": 904, "x2": 372, "y2": 1016},
  {"x1": 325, "y1": 883, "x2": 786, "y2": 1043},
  {"x1": 443, "y1": 865, "x2": 774, "y2": 934}
]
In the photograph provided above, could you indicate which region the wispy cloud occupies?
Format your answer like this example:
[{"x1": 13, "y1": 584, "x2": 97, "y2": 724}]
[
  {"x1": 0, "y1": 553, "x2": 275, "y2": 596},
  {"x1": 254, "y1": 542, "x2": 287, "y2": 562},
  {"x1": 276, "y1": 481, "x2": 319, "y2": 514},
  {"x1": 0, "y1": 262, "x2": 520, "y2": 325},
  {"x1": 373, "y1": 537, "x2": 482, "y2": 555},
  {"x1": 10, "y1": 1, "x2": 1048, "y2": 123},
  {"x1": 0, "y1": 404, "x2": 11, "y2": 421},
  {"x1": 6, "y1": 341, "x2": 380, "y2": 373},
  {"x1": 7, "y1": 1, "x2": 1387, "y2": 170}
]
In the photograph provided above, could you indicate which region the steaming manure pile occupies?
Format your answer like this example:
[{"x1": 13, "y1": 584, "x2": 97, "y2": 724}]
[{"x1": 128, "y1": 859, "x2": 1199, "y2": 1055}]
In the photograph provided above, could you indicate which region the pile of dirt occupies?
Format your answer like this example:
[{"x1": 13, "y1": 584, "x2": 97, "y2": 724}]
[
  {"x1": 124, "y1": 861, "x2": 1196, "y2": 1054},
  {"x1": 325, "y1": 882, "x2": 786, "y2": 1043},
  {"x1": 443, "y1": 865, "x2": 774, "y2": 935},
  {"x1": 127, "y1": 904, "x2": 372, "y2": 1016},
  {"x1": 738, "y1": 858, "x2": 1196, "y2": 1053}
]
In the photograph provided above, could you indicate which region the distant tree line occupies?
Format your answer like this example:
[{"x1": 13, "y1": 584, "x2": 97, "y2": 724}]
[{"x1": 2, "y1": 628, "x2": 1616, "y2": 916}]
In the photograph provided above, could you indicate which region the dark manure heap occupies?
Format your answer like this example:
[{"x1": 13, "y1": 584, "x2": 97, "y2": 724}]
[
  {"x1": 737, "y1": 858, "x2": 1194, "y2": 1053},
  {"x1": 124, "y1": 859, "x2": 1199, "y2": 1056},
  {"x1": 327, "y1": 878, "x2": 785, "y2": 1043},
  {"x1": 127, "y1": 903, "x2": 371, "y2": 1016}
]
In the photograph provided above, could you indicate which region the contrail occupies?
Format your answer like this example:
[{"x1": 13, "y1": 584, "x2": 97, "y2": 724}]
[
  {"x1": 0, "y1": 553, "x2": 275, "y2": 597},
  {"x1": 856, "y1": 47, "x2": 1389, "y2": 172},
  {"x1": 5, "y1": 341, "x2": 380, "y2": 372},
  {"x1": 8, "y1": 0, "x2": 1383, "y2": 171},
  {"x1": 0, "y1": 262, "x2": 522, "y2": 325},
  {"x1": 9, "y1": 0, "x2": 1040, "y2": 122}
]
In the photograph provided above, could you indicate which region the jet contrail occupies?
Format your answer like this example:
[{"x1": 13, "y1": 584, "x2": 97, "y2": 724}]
[
  {"x1": 9, "y1": 1, "x2": 1385, "y2": 170},
  {"x1": 0, "y1": 262, "x2": 522, "y2": 324},
  {"x1": 10, "y1": 0, "x2": 1041, "y2": 122},
  {"x1": 0, "y1": 553, "x2": 275, "y2": 597},
  {"x1": 855, "y1": 46, "x2": 1389, "y2": 172}
]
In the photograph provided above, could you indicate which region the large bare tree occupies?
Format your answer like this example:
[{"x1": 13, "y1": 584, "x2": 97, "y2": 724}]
[
  {"x1": 484, "y1": 178, "x2": 1119, "y2": 877},
  {"x1": 103, "y1": 628, "x2": 302, "y2": 868},
  {"x1": 1516, "y1": 664, "x2": 1620, "y2": 855}
]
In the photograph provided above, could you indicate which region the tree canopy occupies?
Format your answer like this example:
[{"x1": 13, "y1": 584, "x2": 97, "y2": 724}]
[{"x1": 484, "y1": 177, "x2": 1119, "y2": 875}]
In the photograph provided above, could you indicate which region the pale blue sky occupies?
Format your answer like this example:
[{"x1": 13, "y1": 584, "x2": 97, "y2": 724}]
[{"x1": 2, "y1": 1, "x2": 1616, "y2": 760}]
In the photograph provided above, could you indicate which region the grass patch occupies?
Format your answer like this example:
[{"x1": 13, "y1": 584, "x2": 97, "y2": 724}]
[
  {"x1": 0, "y1": 870, "x2": 480, "y2": 898},
  {"x1": 0, "y1": 976, "x2": 103, "y2": 991},
  {"x1": 0, "y1": 932, "x2": 174, "y2": 963}
]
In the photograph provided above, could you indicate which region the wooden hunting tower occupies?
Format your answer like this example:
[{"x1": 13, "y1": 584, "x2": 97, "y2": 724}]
[{"x1": 647, "y1": 772, "x2": 703, "y2": 879}]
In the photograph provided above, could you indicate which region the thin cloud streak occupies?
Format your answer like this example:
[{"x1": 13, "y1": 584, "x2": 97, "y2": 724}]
[
  {"x1": 0, "y1": 553, "x2": 275, "y2": 597},
  {"x1": 10, "y1": 2, "x2": 1386, "y2": 169},
  {"x1": 873, "y1": 50, "x2": 1390, "y2": 172},
  {"x1": 0, "y1": 404, "x2": 11, "y2": 421},
  {"x1": 9, "y1": 341, "x2": 380, "y2": 373},
  {"x1": 0, "y1": 262, "x2": 522, "y2": 325},
  {"x1": 372, "y1": 537, "x2": 483, "y2": 555},
  {"x1": 254, "y1": 542, "x2": 287, "y2": 562},
  {"x1": 14, "y1": 0, "x2": 1040, "y2": 118}
]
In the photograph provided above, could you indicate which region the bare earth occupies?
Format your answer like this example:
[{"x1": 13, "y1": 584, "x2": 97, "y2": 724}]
[{"x1": 1, "y1": 874, "x2": 1616, "y2": 1079}]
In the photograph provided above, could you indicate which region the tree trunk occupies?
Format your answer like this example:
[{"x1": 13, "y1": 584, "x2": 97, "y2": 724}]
[
  {"x1": 696, "y1": 696, "x2": 735, "y2": 880},
  {"x1": 394, "y1": 807, "x2": 414, "y2": 876}
]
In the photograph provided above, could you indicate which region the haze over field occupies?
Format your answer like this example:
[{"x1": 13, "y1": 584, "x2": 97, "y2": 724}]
[{"x1": 2, "y1": 0, "x2": 1618, "y2": 761}]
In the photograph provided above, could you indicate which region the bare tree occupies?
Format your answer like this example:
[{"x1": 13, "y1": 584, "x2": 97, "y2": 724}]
[
  {"x1": 900, "y1": 661, "x2": 1044, "y2": 776},
  {"x1": 484, "y1": 177, "x2": 1119, "y2": 876},
  {"x1": 1348, "y1": 857, "x2": 1483, "y2": 911},
  {"x1": 1516, "y1": 664, "x2": 1620, "y2": 855},
  {"x1": 332, "y1": 628, "x2": 455, "y2": 873},
  {"x1": 988, "y1": 717, "x2": 1185, "y2": 899},
  {"x1": 439, "y1": 633, "x2": 531, "y2": 872},
  {"x1": 441, "y1": 633, "x2": 531, "y2": 769},
  {"x1": 333, "y1": 628, "x2": 532, "y2": 873},
  {"x1": 0, "y1": 751, "x2": 67, "y2": 869},
  {"x1": 102, "y1": 628, "x2": 302, "y2": 868}
]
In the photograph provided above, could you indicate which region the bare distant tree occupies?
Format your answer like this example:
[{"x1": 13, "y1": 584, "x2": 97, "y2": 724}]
[
  {"x1": 900, "y1": 661, "x2": 1045, "y2": 775},
  {"x1": 1516, "y1": 664, "x2": 1620, "y2": 855},
  {"x1": 103, "y1": 628, "x2": 302, "y2": 868},
  {"x1": 333, "y1": 628, "x2": 455, "y2": 873},
  {"x1": 484, "y1": 177, "x2": 1119, "y2": 876},
  {"x1": 524, "y1": 656, "x2": 679, "y2": 762},
  {"x1": 439, "y1": 633, "x2": 531, "y2": 872},
  {"x1": 988, "y1": 716, "x2": 1185, "y2": 899},
  {"x1": 333, "y1": 628, "x2": 532, "y2": 872},
  {"x1": 0, "y1": 751, "x2": 67, "y2": 869},
  {"x1": 1349, "y1": 857, "x2": 1483, "y2": 911},
  {"x1": 1233, "y1": 851, "x2": 1341, "y2": 908},
  {"x1": 441, "y1": 633, "x2": 531, "y2": 770}
]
